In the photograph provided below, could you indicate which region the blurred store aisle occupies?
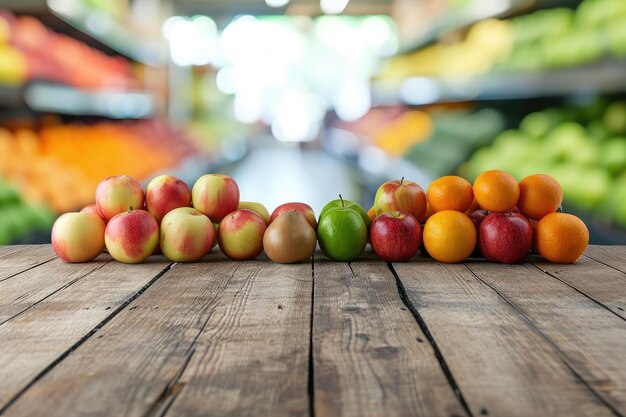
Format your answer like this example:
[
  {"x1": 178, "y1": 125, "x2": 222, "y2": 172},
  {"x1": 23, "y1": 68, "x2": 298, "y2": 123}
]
[{"x1": 226, "y1": 139, "x2": 364, "y2": 215}]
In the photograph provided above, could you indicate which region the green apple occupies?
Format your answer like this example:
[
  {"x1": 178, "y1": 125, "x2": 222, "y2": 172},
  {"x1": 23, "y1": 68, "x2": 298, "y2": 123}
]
[
  {"x1": 319, "y1": 196, "x2": 370, "y2": 228},
  {"x1": 317, "y1": 205, "x2": 367, "y2": 262}
]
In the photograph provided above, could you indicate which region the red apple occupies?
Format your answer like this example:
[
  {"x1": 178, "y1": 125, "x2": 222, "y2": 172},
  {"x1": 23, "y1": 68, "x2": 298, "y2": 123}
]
[
  {"x1": 95, "y1": 175, "x2": 145, "y2": 221},
  {"x1": 146, "y1": 174, "x2": 191, "y2": 223},
  {"x1": 479, "y1": 212, "x2": 533, "y2": 263},
  {"x1": 468, "y1": 209, "x2": 490, "y2": 230},
  {"x1": 468, "y1": 209, "x2": 490, "y2": 257},
  {"x1": 374, "y1": 178, "x2": 427, "y2": 222},
  {"x1": 370, "y1": 211, "x2": 421, "y2": 261},
  {"x1": 191, "y1": 174, "x2": 239, "y2": 223},
  {"x1": 105, "y1": 210, "x2": 159, "y2": 263},
  {"x1": 270, "y1": 202, "x2": 316, "y2": 229},
  {"x1": 160, "y1": 207, "x2": 213, "y2": 262},
  {"x1": 51, "y1": 212, "x2": 105, "y2": 262},
  {"x1": 217, "y1": 209, "x2": 266, "y2": 260}
]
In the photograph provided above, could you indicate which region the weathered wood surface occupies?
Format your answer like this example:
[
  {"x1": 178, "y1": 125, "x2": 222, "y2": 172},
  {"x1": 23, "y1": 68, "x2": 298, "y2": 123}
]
[
  {"x1": 3, "y1": 255, "x2": 312, "y2": 417},
  {"x1": 584, "y1": 245, "x2": 626, "y2": 274},
  {"x1": 312, "y1": 258, "x2": 467, "y2": 417},
  {"x1": 0, "y1": 255, "x2": 171, "y2": 412},
  {"x1": 530, "y1": 254, "x2": 626, "y2": 320},
  {"x1": 0, "y1": 245, "x2": 56, "y2": 281},
  {"x1": 466, "y1": 261, "x2": 626, "y2": 416},
  {"x1": 0, "y1": 245, "x2": 625, "y2": 417},
  {"x1": 393, "y1": 259, "x2": 617, "y2": 417}
]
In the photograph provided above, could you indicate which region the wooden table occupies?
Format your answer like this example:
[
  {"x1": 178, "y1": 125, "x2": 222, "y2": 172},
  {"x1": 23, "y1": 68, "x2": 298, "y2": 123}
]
[{"x1": 0, "y1": 245, "x2": 624, "y2": 417}]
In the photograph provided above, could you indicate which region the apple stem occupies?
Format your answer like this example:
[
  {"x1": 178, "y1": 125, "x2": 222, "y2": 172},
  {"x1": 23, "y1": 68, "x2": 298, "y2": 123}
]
[
  {"x1": 400, "y1": 177, "x2": 404, "y2": 185},
  {"x1": 339, "y1": 194, "x2": 345, "y2": 207}
]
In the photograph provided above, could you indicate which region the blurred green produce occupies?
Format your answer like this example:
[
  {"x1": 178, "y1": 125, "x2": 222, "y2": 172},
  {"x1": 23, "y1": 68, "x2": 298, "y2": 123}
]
[
  {"x1": 460, "y1": 99, "x2": 626, "y2": 227},
  {"x1": 0, "y1": 178, "x2": 55, "y2": 245},
  {"x1": 494, "y1": 0, "x2": 626, "y2": 72},
  {"x1": 403, "y1": 108, "x2": 506, "y2": 178}
]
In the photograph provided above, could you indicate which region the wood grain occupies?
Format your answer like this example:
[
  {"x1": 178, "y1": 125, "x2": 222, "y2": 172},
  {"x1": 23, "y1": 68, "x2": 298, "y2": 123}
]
[
  {"x1": 0, "y1": 245, "x2": 57, "y2": 281},
  {"x1": 0, "y1": 254, "x2": 111, "y2": 324},
  {"x1": 0, "y1": 256, "x2": 171, "y2": 410},
  {"x1": 393, "y1": 259, "x2": 616, "y2": 417},
  {"x1": 529, "y1": 254, "x2": 626, "y2": 319},
  {"x1": 312, "y1": 257, "x2": 467, "y2": 417},
  {"x1": 3, "y1": 256, "x2": 312, "y2": 417},
  {"x1": 164, "y1": 259, "x2": 312, "y2": 417},
  {"x1": 466, "y1": 261, "x2": 626, "y2": 415},
  {"x1": 585, "y1": 246, "x2": 626, "y2": 274}
]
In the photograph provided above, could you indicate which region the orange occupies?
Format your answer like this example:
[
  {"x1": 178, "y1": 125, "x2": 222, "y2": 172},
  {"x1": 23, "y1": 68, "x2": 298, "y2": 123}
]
[
  {"x1": 473, "y1": 170, "x2": 519, "y2": 213},
  {"x1": 465, "y1": 197, "x2": 481, "y2": 214},
  {"x1": 535, "y1": 213, "x2": 589, "y2": 263},
  {"x1": 423, "y1": 210, "x2": 476, "y2": 263},
  {"x1": 517, "y1": 174, "x2": 563, "y2": 220},
  {"x1": 427, "y1": 175, "x2": 474, "y2": 213}
]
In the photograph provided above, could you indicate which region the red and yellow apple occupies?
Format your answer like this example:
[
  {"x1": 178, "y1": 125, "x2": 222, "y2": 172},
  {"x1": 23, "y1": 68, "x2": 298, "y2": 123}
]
[
  {"x1": 238, "y1": 201, "x2": 270, "y2": 224},
  {"x1": 191, "y1": 174, "x2": 239, "y2": 223},
  {"x1": 105, "y1": 210, "x2": 159, "y2": 263},
  {"x1": 374, "y1": 178, "x2": 427, "y2": 223},
  {"x1": 217, "y1": 209, "x2": 266, "y2": 260},
  {"x1": 80, "y1": 204, "x2": 106, "y2": 221},
  {"x1": 270, "y1": 202, "x2": 316, "y2": 229},
  {"x1": 51, "y1": 212, "x2": 106, "y2": 262},
  {"x1": 146, "y1": 174, "x2": 191, "y2": 223},
  {"x1": 95, "y1": 175, "x2": 145, "y2": 221},
  {"x1": 160, "y1": 207, "x2": 214, "y2": 262}
]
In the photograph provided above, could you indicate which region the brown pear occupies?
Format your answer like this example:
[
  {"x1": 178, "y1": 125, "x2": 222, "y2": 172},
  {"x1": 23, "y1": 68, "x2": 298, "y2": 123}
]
[{"x1": 263, "y1": 210, "x2": 317, "y2": 263}]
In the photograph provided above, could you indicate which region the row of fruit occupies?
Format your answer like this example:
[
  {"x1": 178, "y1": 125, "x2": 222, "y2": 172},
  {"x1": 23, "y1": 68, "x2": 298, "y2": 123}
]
[
  {"x1": 378, "y1": 0, "x2": 626, "y2": 80},
  {"x1": 0, "y1": 11, "x2": 135, "y2": 88},
  {"x1": 460, "y1": 99, "x2": 626, "y2": 227},
  {"x1": 0, "y1": 118, "x2": 200, "y2": 214},
  {"x1": 51, "y1": 170, "x2": 589, "y2": 265}
]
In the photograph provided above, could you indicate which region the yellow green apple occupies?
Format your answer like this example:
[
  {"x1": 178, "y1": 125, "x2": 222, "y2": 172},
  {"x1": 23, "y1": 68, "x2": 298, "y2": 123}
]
[
  {"x1": 238, "y1": 201, "x2": 270, "y2": 224},
  {"x1": 191, "y1": 174, "x2": 239, "y2": 223},
  {"x1": 160, "y1": 207, "x2": 214, "y2": 262},
  {"x1": 95, "y1": 175, "x2": 145, "y2": 221},
  {"x1": 51, "y1": 212, "x2": 106, "y2": 262},
  {"x1": 217, "y1": 209, "x2": 266, "y2": 260}
]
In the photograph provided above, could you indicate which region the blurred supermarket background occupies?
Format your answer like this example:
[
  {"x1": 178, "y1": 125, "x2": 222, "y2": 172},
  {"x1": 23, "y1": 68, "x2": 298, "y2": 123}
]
[{"x1": 1, "y1": 0, "x2": 626, "y2": 244}]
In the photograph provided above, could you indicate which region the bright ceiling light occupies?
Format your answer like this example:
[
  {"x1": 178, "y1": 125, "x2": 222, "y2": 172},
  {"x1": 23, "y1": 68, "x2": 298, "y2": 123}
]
[
  {"x1": 320, "y1": 0, "x2": 350, "y2": 15},
  {"x1": 265, "y1": 0, "x2": 290, "y2": 7}
]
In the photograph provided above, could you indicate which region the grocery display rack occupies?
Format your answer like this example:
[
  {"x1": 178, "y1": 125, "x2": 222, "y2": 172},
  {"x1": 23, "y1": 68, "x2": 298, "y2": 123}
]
[
  {"x1": 372, "y1": 60, "x2": 626, "y2": 106},
  {"x1": 3, "y1": 0, "x2": 165, "y2": 65}
]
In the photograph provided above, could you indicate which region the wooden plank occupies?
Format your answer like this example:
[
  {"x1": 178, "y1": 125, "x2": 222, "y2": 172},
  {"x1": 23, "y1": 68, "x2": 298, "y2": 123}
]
[
  {"x1": 0, "y1": 245, "x2": 57, "y2": 281},
  {"x1": 393, "y1": 259, "x2": 617, "y2": 417},
  {"x1": 466, "y1": 261, "x2": 626, "y2": 415},
  {"x1": 585, "y1": 246, "x2": 626, "y2": 274},
  {"x1": 164, "y1": 260, "x2": 312, "y2": 417},
  {"x1": 530, "y1": 254, "x2": 626, "y2": 320},
  {"x1": 3, "y1": 256, "x2": 312, "y2": 417},
  {"x1": 0, "y1": 254, "x2": 112, "y2": 324},
  {"x1": 312, "y1": 258, "x2": 467, "y2": 417},
  {"x1": 0, "y1": 256, "x2": 171, "y2": 411}
]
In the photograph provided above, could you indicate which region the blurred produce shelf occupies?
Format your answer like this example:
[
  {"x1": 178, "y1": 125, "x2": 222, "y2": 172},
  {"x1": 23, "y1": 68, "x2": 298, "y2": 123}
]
[
  {"x1": 373, "y1": 60, "x2": 626, "y2": 106},
  {"x1": 0, "y1": 82, "x2": 157, "y2": 118},
  {"x1": 2, "y1": 0, "x2": 165, "y2": 65},
  {"x1": 398, "y1": 0, "x2": 534, "y2": 55}
]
